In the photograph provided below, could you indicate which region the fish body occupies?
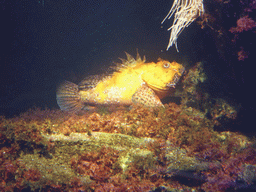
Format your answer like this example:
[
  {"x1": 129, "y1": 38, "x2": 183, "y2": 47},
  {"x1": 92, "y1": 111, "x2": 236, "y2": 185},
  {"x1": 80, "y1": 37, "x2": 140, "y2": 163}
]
[{"x1": 56, "y1": 52, "x2": 184, "y2": 112}]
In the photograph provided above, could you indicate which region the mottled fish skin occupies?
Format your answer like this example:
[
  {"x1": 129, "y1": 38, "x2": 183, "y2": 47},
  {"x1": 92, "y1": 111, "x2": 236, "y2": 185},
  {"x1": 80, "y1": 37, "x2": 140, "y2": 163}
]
[
  {"x1": 56, "y1": 51, "x2": 184, "y2": 112},
  {"x1": 78, "y1": 75, "x2": 111, "y2": 90}
]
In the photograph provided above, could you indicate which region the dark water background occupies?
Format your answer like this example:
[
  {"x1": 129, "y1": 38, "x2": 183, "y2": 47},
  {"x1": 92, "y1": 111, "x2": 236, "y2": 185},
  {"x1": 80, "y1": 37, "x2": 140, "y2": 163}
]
[{"x1": 1, "y1": 0, "x2": 255, "y2": 135}]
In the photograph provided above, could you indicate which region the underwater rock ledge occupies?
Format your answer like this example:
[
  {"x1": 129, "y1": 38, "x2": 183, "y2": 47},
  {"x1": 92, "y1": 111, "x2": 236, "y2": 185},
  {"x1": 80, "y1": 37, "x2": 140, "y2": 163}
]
[
  {"x1": 0, "y1": 63, "x2": 255, "y2": 191},
  {"x1": 1, "y1": 103, "x2": 256, "y2": 191}
]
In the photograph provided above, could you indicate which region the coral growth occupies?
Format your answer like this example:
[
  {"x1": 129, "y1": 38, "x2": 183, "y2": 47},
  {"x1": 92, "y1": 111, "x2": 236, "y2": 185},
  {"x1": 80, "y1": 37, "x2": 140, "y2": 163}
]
[{"x1": 229, "y1": 15, "x2": 256, "y2": 33}]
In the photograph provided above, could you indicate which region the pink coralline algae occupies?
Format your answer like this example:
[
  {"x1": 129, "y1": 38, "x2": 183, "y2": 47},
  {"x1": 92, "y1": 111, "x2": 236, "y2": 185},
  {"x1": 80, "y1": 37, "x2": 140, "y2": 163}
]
[
  {"x1": 238, "y1": 47, "x2": 249, "y2": 61},
  {"x1": 230, "y1": 15, "x2": 256, "y2": 33}
]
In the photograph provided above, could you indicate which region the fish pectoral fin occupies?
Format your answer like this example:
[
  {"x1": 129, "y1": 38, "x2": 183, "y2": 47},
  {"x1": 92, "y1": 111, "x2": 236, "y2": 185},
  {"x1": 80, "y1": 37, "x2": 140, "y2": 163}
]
[
  {"x1": 56, "y1": 80, "x2": 84, "y2": 112},
  {"x1": 132, "y1": 84, "x2": 164, "y2": 108}
]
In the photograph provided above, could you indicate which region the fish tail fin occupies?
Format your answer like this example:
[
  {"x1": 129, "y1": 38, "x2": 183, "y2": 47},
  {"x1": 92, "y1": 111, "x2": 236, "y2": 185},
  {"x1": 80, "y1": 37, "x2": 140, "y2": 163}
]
[{"x1": 56, "y1": 80, "x2": 84, "y2": 112}]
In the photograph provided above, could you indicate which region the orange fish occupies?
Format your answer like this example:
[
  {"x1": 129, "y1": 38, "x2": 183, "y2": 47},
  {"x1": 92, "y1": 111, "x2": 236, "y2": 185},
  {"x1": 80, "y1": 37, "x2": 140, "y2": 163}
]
[{"x1": 56, "y1": 52, "x2": 184, "y2": 112}]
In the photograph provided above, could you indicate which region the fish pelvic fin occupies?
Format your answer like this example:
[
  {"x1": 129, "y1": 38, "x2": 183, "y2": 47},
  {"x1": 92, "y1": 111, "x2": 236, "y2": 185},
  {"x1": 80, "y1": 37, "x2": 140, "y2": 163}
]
[
  {"x1": 56, "y1": 80, "x2": 84, "y2": 112},
  {"x1": 132, "y1": 84, "x2": 164, "y2": 108}
]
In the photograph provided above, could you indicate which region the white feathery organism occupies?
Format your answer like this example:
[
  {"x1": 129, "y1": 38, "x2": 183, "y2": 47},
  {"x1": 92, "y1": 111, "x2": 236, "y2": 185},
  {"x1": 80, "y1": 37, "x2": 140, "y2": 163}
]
[{"x1": 162, "y1": 0, "x2": 204, "y2": 51}]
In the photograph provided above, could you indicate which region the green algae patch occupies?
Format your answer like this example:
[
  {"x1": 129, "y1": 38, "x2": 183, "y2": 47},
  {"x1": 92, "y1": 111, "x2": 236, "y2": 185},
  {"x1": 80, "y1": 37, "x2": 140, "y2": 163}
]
[
  {"x1": 165, "y1": 146, "x2": 209, "y2": 172},
  {"x1": 43, "y1": 132, "x2": 157, "y2": 173},
  {"x1": 43, "y1": 132, "x2": 154, "y2": 151},
  {"x1": 20, "y1": 153, "x2": 89, "y2": 185},
  {"x1": 1, "y1": 120, "x2": 48, "y2": 146},
  {"x1": 119, "y1": 148, "x2": 156, "y2": 173}
]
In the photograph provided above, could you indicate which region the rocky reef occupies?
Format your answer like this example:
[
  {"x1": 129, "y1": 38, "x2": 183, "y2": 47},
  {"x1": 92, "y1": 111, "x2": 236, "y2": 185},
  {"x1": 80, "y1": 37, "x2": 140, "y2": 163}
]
[{"x1": 1, "y1": 63, "x2": 255, "y2": 192}]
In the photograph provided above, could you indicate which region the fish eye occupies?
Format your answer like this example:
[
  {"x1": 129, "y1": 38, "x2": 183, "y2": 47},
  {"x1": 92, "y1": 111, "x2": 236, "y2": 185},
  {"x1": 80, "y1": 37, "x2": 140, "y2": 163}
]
[{"x1": 163, "y1": 63, "x2": 170, "y2": 68}]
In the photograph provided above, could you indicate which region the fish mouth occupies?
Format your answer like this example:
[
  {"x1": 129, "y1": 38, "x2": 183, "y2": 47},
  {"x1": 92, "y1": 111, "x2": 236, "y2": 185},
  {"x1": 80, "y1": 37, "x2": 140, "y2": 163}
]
[
  {"x1": 166, "y1": 74, "x2": 181, "y2": 88},
  {"x1": 166, "y1": 67, "x2": 185, "y2": 88},
  {"x1": 166, "y1": 82, "x2": 176, "y2": 88},
  {"x1": 179, "y1": 66, "x2": 185, "y2": 75}
]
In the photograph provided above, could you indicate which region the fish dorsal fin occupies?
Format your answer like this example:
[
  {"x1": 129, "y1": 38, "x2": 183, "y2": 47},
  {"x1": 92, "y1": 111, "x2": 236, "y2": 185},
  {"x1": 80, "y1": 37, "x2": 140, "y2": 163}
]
[
  {"x1": 79, "y1": 51, "x2": 146, "y2": 91},
  {"x1": 78, "y1": 75, "x2": 110, "y2": 90},
  {"x1": 117, "y1": 57, "x2": 128, "y2": 65},
  {"x1": 115, "y1": 51, "x2": 146, "y2": 71},
  {"x1": 124, "y1": 52, "x2": 136, "y2": 63},
  {"x1": 135, "y1": 49, "x2": 146, "y2": 63}
]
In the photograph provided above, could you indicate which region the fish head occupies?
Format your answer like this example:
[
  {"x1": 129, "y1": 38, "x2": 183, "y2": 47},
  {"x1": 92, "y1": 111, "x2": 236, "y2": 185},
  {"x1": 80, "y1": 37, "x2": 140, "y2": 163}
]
[{"x1": 142, "y1": 59, "x2": 184, "y2": 93}]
